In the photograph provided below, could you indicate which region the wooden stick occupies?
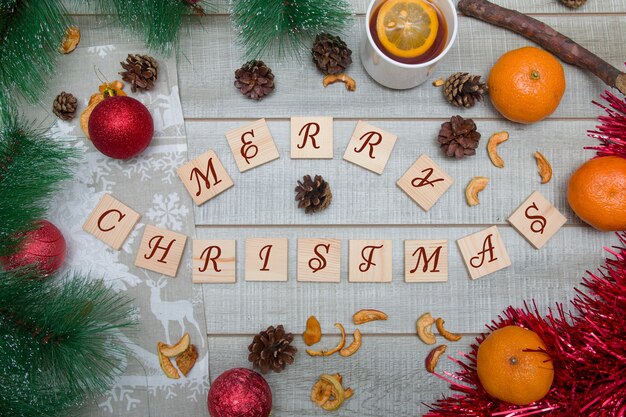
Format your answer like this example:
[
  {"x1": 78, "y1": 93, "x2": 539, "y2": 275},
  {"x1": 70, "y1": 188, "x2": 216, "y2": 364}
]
[{"x1": 457, "y1": 0, "x2": 626, "y2": 95}]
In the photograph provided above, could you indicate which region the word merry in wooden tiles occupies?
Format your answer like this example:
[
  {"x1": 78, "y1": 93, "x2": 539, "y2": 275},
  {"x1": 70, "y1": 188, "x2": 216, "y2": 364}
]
[
  {"x1": 290, "y1": 117, "x2": 333, "y2": 159},
  {"x1": 245, "y1": 238, "x2": 289, "y2": 281},
  {"x1": 404, "y1": 240, "x2": 448, "y2": 282},
  {"x1": 297, "y1": 238, "x2": 341, "y2": 282},
  {"x1": 177, "y1": 150, "x2": 234, "y2": 206},
  {"x1": 192, "y1": 239, "x2": 236, "y2": 283},
  {"x1": 134, "y1": 225, "x2": 187, "y2": 277},
  {"x1": 225, "y1": 118, "x2": 279, "y2": 172},
  {"x1": 343, "y1": 121, "x2": 398, "y2": 174},
  {"x1": 457, "y1": 226, "x2": 511, "y2": 280},
  {"x1": 83, "y1": 193, "x2": 141, "y2": 250},
  {"x1": 508, "y1": 191, "x2": 567, "y2": 249},
  {"x1": 397, "y1": 154, "x2": 453, "y2": 211},
  {"x1": 349, "y1": 240, "x2": 393, "y2": 282}
]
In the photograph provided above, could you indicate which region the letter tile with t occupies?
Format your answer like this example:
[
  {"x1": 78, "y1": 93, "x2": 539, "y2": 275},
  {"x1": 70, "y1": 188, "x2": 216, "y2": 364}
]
[
  {"x1": 348, "y1": 240, "x2": 392, "y2": 282},
  {"x1": 225, "y1": 119, "x2": 279, "y2": 172},
  {"x1": 83, "y1": 193, "x2": 141, "y2": 250},
  {"x1": 297, "y1": 238, "x2": 341, "y2": 282},
  {"x1": 245, "y1": 238, "x2": 288, "y2": 281},
  {"x1": 404, "y1": 240, "x2": 448, "y2": 282},
  {"x1": 192, "y1": 239, "x2": 236, "y2": 283},
  {"x1": 290, "y1": 117, "x2": 333, "y2": 159},
  {"x1": 343, "y1": 121, "x2": 397, "y2": 174},
  {"x1": 177, "y1": 150, "x2": 234, "y2": 206},
  {"x1": 134, "y1": 225, "x2": 187, "y2": 277},
  {"x1": 457, "y1": 226, "x2": 511, "y2": 280}
]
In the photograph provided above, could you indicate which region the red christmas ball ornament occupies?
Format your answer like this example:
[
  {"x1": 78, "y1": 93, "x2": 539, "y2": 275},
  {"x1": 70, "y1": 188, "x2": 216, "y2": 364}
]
[
  {"x1": 88, "y1": 96, "x2": 154, "y2": 159},
  {"x1": 1, "y1": 220, "x2": 66, "y2": 276},
  {"x1": 207, "y1": 368, "x2": 272, "y2": 417}
]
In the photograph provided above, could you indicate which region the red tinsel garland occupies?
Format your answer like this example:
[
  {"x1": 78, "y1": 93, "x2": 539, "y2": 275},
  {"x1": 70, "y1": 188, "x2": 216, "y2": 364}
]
[
  {"x1": 586, "y1": 74, "x2": 626, "y2": 158},
  {"x1": 425, "y1": 232, "x2": 626, "y2": 417}
]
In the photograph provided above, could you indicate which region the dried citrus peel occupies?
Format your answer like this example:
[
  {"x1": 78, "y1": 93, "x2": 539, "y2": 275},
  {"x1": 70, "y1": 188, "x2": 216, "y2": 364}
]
[
  {"x1": 465, "y1": 176, "x2": 489, "y2": 206},
  {"x1": 311, "y1": 379, "x2": 333, "y2": 406},
  {"x1": 534, "y1": 151, "x2": 552, "y2": 184},
  {"x1": 319, "y1": 374, "x2": 345, "y2": 411},
  {"x1": 303, "y1": 315, "x2": 322, "y2": 346},
  {"x1": 487, "y1": 131, "x2": 509, "y2": 168},
  {"x1": 417, "y1": 312, "x2": 437, "y2": 345},
  {"x1": 306, "y1": 323, "x2": 346, "y2": 356},
  {"x1": 425, "y1": 344, "x2": 447, "y2": 373},
  {"x1": 176, "y1": 344, "x2": 198, "y2": 377},
  {"x1": 340, "y1": 329, "x2": 362, "y2": 357},
  {"x1": 435, "y1": 318, "x2": 462, "y2": 342},
  {"x1": 157, "y1": 342, "x2": 180, "y2": 379},
  {"x1": 160, "y1": 332, "x2": 190, "y2": 357},
  {"x1": 353, "y1": 309, "x2": 388, "y2": 325},
  {"x1": 60, "y1": 26, "x2": 80, "y2": 54}
]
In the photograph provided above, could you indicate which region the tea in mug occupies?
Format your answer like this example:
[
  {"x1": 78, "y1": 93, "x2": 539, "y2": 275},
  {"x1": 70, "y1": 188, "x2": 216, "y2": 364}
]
[{"x1": 369, "y1": 0, "x2": 448, "y2": 65}]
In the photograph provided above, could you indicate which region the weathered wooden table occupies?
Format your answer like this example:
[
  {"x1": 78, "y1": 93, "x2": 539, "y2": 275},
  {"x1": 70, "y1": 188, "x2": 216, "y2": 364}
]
[{"x1": 63, "y1": 1, "x2": 625, "y2": 415}]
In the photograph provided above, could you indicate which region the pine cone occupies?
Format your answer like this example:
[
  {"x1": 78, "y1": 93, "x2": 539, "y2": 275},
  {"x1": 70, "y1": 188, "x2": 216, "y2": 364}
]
[
  {"x1": 438, "y1": 115, "x2": 481, "y2": 159},
  {"x1": 234, "y1": 60, "x2": 275, "y2": 101},
  {"x1": 295, "y1": 175, "x2": 332, "y2": 214},
  {"x1": 444, "y1": 72, "x2": 487, "y2": 108},
  {"x1": 248, "y1": 325, "x2": 297, "y2": 374},
  {"x1": 560, "y1": 0, "x2": 586, "y2": 8},
  {"x1": 52, "y1": 91, "x2": 78, "y2": 121},
  {"x1": 312, "y1": 33, "x2": 353, "y2": 75},
  {"x1": 119, "y1": 54, "x2": 159, "y2": 93}
]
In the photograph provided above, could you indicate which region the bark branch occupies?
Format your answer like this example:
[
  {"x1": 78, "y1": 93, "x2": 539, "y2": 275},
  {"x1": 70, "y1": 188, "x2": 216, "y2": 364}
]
[{"x1": 457, "y1": 0, "x2": 626, "y2": 95}]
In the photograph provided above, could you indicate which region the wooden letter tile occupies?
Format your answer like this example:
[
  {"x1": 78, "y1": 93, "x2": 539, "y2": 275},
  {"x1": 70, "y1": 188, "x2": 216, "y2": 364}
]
[
  {"x1": 177, "y1": 150, "x2": 234, "y2": 206},
  {"x1": 297, "y1": 238, "x2": 341, "y2": 282},
  {"x1": 83, "y1": 193, "x2": 141, "y2": 250},
  {"x1": 225, "y1": 119, "x2": 279, "y2": 172},
  {"x1": 291, "y1": 117, "x2": 333, "y2": 159},
  {"x1": 404, "y1": 240, "x2": 448, "y2": 282},
  {"x1": 508, "y1": 191, "x2": 567, "y2": 249},
  {"x1": 397, "y1": 154, "x2": 453, "y2": 211},
  {"x1": 457, "y1": 226, "x2": 511, "y2": 280},
  {"x1": 348, "y1": 240, "x2": 392, "y2": 282},
  {"x1": 134, "y1": 225, "x2": 187, "y2": 277},
  {"x1": 192, "y1": 239, "x2": 236, "y2": 283},
  {"x1": 342, "y1": 121, "x2": 397, "y2": 174},
  {"x1": 245, "y1": 238, "x2": 288, "y2": 281}
]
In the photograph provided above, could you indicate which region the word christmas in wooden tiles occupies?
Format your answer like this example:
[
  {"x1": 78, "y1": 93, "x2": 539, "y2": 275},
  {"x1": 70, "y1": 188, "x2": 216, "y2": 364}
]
[{"x1": 83, "y1": 118, "x2": 568, "y2": 282}]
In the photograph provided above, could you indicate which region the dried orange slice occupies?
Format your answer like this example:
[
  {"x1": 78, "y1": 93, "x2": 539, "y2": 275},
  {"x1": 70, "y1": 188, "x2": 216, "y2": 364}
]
[{"x1": 376, "y1": 0, "x2": 439, "y2": 58}]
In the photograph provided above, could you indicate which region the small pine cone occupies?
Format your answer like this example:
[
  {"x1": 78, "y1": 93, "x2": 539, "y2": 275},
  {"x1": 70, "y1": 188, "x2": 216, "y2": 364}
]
[
  {"x1": 438, "y1": 115, "x2": 481, "y2": 159},
  {"x1": 248, "y1": 325, "x2": 297, "y2": 374},
  {"x1": 295, "y1": 175, "x2": 332, "y2": 214},
  {"x1": 234, "y1": 60, "x2": 275, "y2": 101},
  {"x1": 312, "y1": 33, "x2": 353, "y2": 75},
  {"x1": 560, "y1": 0, "x2": 586, "y2": 8},
  {"x1": 444, "y1": 72, "x2": 487, "y2": 108},
  {"x1": 52, "y1": 91, "x2": 78, "y2": 121},
  {"x1": 119, "y1": 54, "x2": 159, "y2": 93}
]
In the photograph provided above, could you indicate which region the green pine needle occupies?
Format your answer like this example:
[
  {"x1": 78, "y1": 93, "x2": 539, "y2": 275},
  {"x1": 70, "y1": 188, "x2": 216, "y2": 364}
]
[
  {"x1": 0, "y1": 111, "x2": 78, "y2": 257},
  {"x1": 0, "y1": 0, "x2": 70, "y2": 105},
  {"x1": 0, "y1": 268, "x2": 136, "y2": 417},
  {"x1": 232, "y1": 0, "x2": 353, "y2": 59},
  {"x1": 85, "y1": 0, "x2": 211, "y2": 55}
]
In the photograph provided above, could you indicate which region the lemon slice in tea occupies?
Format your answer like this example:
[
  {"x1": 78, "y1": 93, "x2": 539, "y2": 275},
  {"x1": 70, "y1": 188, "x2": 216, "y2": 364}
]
[{"x1": 375, "y1": 0, "x2": 439, "y2": 59}]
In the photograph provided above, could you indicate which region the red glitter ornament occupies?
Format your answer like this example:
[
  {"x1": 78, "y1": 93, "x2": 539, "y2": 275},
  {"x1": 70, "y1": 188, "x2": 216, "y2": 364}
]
[
  {"x1": 207, "y1": 368, "x2": 272, "y2": 417},
  {"x1": 88, "y1": 96, "x2": 154, "y2": 159},
  {"x1": 0, "y1": 220, "x2": 66, "y2": 276}
]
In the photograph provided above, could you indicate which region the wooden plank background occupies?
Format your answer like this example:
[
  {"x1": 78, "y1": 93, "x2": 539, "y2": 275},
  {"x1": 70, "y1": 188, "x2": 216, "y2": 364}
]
[{"x1": 65, "y1": 1, "x2": 625, "y2": 415}]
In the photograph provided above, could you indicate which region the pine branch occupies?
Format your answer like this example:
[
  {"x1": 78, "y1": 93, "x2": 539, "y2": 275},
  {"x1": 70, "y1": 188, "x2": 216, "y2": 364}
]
[
  {"x1": 0, "y1": 111, "x2": 78, "y2": 257},
  {"x1": 0, "y1": 0, "x2": 70, "y2": 105},
  {"x1": 232, "y1": 0, "x2": 353, "y2": 59},
  {"x1": 0, "y1": 268, "x2": 136, "y2": 417}
]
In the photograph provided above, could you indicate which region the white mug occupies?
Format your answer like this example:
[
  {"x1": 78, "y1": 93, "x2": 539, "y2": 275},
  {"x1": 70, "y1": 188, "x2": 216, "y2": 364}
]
[{"x1": 360, "y1": 0, "x2": 458, "y2": 90}]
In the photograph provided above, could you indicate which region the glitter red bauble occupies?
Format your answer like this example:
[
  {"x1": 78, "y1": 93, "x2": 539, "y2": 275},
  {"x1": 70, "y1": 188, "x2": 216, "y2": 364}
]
[
  {"x1": 1, "y1": 220, "x2": 66, "y2": 276},
  {"x1": 207, "y1": 368, "x2": 272, "y2": 417},
  {"x1": 88, "y1": 96, "x2": 154, "y2": 159}
]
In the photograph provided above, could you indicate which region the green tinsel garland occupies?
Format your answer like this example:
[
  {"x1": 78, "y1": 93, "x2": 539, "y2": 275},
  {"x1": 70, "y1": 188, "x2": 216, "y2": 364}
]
[{"x1": 232, "y1": 0, "x2": 353, "y2": 58}]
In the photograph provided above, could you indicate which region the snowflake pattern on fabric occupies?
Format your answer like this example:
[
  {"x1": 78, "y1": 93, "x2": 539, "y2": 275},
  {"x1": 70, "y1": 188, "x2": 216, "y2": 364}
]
[{"x1": 146, "y1": 193, "x2": 190, "y2": 231}]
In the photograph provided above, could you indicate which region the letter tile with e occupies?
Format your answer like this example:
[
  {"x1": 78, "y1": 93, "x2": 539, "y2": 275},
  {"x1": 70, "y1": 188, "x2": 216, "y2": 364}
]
[
  {"x1": 134, "y1": 225, "x2": 187, "y2": 277},
  {"x1": 297, "y1": 238, "x2": 341, "y2": 282},
  {"x1": 404, "y1": 240, "x2": 448, "y2": 282},
  {"x1": 177, "y1": 150, "x2": 234, "y2": 206},
  {"x1": 245, "y1": 238, "x2": 288, "y2": 281},
  {"x1": 348, "y1": 240, "x2": 393, "y2": 282},
  {"x1": 343, "y1": 121, "x2": 397, "y2": 174},
  {"x1": 457, "y1": 226, "x2": 511, "y2": 280},
  {"x1": 192, "y1": 239, "x2": 236, "y2": 283},
  {"x1": 225, "y1": 119, "x2": 279, "y2": 172},
  {"x1": 290, "y1": 117, "x2": 333, "y2": 159},
  {"x1": 83, "y1": 193, "x2": 141, "y2": 250}
]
